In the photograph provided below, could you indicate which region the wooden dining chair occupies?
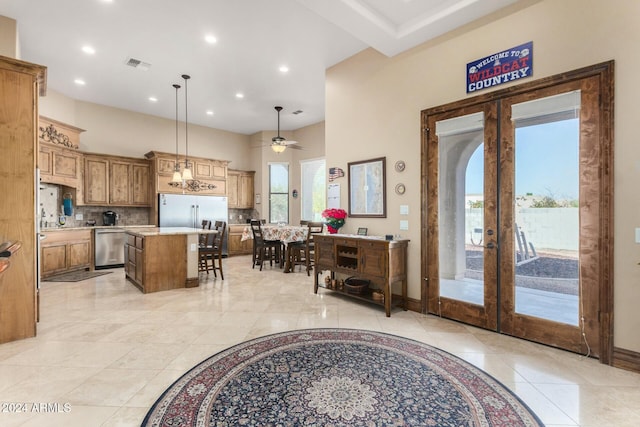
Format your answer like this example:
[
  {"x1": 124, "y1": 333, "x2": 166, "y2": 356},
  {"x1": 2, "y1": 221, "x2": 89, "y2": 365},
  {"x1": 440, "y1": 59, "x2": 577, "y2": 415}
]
[
  {"x1": 199, "y1": 221, "x2": 226, "y2": 279},
  {"x1": 289, "y1": 221, "x2": 323, "y2": 275},
  {"x1": 250, "y1": 219, "x2": 281, "y2": 270}
]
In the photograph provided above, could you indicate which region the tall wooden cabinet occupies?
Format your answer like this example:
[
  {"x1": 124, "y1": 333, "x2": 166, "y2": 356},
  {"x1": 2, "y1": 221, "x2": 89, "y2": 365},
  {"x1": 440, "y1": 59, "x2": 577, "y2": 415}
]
[{"x1": 0, "y1": 55, "x2": 46, "y2": 343}]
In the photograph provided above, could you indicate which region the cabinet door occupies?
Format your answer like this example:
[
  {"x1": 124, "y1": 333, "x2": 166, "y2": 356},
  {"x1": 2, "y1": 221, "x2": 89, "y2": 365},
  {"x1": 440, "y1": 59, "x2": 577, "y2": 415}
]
[
  {"x1": 135, "y1": 248, "x2": 144, "y2": 283},
  {"x1": 239, "y1": 174, "x2": 254, "y2": 208},
  {"x1": 227, "y1": 173, "x2": 239, "y2": 208},
  {"x1": 314, "y1": 238, "x2": 335, "y2": 268},
  {"x1": 67, "y1": 240, "x2": 91, "y2": 270},
  {"x1": 131, "y1": 163, "x2": 150, "y2": 205},
  {"x1": 359, "y1": 242, "x2": 387, "y2": 277},
  {"x1": 85, "y1": 157, "x2": 109, "y2": 205},
  {"x1": 53, "y1": 150, "x2": 81, "y2": 181},
  {"x1": 41, "y1": 244, "x2": 67, "y2": 276},
  {"x1": 39, "y1": 145, "x2": 53, "y2": 176},
  {"x1": 109, "y1": 161, "x2": 130, "y2": 205}
]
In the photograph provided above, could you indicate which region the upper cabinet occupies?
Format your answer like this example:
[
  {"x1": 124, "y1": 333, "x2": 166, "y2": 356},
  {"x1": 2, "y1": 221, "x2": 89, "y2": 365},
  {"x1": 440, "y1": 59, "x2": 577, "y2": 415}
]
[
  {"x1": 228, "y1": 169, "x2": 255, "y2": 209},
  {"x1": 145, "y1": 151, "x2": 228, "y2": 196},
  {"x1": 38, "y1": 117, "x2": 84, "y2": 190},
  {"x1": 84, "y1": 154, "x2": 151, "y2": 206}
]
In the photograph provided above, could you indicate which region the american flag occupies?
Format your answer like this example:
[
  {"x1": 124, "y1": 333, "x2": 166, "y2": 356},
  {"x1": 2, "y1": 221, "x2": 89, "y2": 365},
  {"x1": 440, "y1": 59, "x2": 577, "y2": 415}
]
[{"x1": 328, "y1": 167, "x2": 344, "y2": 182}]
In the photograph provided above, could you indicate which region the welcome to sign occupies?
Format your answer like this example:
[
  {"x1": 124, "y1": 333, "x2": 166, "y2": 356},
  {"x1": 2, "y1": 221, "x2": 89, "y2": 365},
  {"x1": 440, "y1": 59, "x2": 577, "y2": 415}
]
[{"x1": 466, "y1": 41, "x2": 533, "y2": 93}]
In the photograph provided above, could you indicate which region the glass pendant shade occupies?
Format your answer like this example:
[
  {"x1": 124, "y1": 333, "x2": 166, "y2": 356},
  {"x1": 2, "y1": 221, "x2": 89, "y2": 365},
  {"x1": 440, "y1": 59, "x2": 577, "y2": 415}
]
[
  {"x1": 171, "y1": 169, "x2": 182, "y2": 183},
  {"x1": 181, "y1": 167, "x2": 193, "y2": 181}
]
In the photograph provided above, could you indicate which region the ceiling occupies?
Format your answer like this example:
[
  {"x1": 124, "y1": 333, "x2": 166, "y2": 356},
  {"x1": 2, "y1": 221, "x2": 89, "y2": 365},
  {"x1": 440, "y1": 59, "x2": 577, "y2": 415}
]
[{"x1": 1, "y1": 0, "x2": 520, "y2": 135}]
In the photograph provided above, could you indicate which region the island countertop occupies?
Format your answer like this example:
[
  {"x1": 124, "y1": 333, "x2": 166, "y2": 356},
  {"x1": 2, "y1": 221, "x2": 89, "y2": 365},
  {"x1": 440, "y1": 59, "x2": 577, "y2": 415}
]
[{"x1": 125, "y1": 227, "x2": 218, "y2": 237}]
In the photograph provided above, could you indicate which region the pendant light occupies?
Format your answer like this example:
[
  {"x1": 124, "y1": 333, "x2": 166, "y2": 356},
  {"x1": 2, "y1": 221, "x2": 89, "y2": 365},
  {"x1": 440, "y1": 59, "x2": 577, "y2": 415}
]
[
  {"x1": 170, "y1": 83, "x2": 182, "y2": 184},
  {"x1": 181, "y1": 74, "x2": 193, "y2": 181}
]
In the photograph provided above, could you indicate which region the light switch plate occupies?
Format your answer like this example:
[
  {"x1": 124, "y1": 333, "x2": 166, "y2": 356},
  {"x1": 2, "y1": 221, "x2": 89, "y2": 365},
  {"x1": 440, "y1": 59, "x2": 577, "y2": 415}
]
[
  {"x1": 636, "y1": 227, "x2": 640, "y2": 243},
  {"x1": 400, "y1": 205, "x2": 409, "y2": 215},
  {"x1": 190, "y1": 243, "x2": 197, "y2": 251},
  {"x1": 400, "y1": 220, "x2": 409, "y2": 230}
]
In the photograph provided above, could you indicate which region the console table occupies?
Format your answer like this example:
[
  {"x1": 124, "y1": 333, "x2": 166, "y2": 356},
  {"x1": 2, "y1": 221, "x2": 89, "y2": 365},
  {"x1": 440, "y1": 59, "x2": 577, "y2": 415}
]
[{"x1": 313, "y1": 234, "x2": 409, "y2": 317}]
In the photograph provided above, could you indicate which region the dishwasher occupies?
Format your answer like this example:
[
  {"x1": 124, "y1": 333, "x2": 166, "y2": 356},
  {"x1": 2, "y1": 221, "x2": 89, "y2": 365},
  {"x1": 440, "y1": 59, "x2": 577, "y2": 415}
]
[{"x1": 94, "y1": 228, "x2": 126, "y2": 269}]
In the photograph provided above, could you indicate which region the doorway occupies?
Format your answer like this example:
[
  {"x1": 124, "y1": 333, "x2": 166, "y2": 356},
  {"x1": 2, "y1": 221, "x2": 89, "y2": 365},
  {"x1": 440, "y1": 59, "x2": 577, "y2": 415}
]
[{"x1": 421, "y1": 62, "x2": 614, "y2": 360}]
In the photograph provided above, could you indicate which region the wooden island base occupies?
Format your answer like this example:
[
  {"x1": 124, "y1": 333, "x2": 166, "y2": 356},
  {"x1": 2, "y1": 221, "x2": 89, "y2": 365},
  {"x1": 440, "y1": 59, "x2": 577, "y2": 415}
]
[{"x1": 125, "y1": 227, "x2": 217, "y2": 293}]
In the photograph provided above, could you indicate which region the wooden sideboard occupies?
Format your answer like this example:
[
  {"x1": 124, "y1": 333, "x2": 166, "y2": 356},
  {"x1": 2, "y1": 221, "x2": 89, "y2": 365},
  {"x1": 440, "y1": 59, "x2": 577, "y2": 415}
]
[{"x1": 313, "y1": 235, "x2": 409, "y2": 317}]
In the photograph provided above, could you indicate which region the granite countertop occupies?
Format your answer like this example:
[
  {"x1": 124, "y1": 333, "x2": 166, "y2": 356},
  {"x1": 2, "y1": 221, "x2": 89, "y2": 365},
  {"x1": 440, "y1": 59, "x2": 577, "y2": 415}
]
[
  {"x1": 41, "y1": 225, "x2": 156, "y2": 232},
  {"x1": 125, "y1": 227, "x2": 218, "y2": 237}
]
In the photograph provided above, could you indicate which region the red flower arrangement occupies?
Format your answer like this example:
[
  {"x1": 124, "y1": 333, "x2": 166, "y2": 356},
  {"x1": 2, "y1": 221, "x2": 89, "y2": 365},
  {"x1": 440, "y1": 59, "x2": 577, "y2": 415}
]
[{"x1": 321, "y1": 208, "x2": 347, "y2": 234}]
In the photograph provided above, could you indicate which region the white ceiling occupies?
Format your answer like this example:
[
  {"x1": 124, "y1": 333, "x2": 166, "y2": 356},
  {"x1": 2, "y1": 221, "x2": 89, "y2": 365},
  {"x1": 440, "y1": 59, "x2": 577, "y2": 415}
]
[{"x1": 0, "y1": 0, "x2": 520, "y2": 135}]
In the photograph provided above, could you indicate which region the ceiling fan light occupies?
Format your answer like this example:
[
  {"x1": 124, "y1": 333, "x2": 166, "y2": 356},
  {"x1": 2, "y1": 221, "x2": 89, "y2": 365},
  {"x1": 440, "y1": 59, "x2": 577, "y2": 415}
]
[{"x1": 271, "y1": 144, "x2": 287, "y2": 153}]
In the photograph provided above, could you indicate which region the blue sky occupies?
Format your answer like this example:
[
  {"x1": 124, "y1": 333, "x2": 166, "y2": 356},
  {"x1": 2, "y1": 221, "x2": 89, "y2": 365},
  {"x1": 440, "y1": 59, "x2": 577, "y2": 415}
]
[{"x1": 466, "y1": 118, "x2": 579, "y2": 199}]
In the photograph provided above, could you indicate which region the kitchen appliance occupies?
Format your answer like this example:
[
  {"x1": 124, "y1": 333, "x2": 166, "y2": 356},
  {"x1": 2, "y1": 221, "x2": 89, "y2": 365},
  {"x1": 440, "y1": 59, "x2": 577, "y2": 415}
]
[
  {"x1": 103, "y1": 210, "x2": 117, "y2": 226},
  {"x1": 158, "y1": 194, "x2": 229, "y2": 255},
  {"x1": 95, "y1": 228, "x2": 126, "y2": 268}
]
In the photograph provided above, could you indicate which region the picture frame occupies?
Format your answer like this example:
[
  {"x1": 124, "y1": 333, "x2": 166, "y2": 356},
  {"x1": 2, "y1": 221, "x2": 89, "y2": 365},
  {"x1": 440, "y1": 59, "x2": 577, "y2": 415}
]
[
  {"x1": 357, "y1": 227, "x2": 368, "y2": 236},
  {"x1": 348, "y1": 157, "x2": 386, "y2": 218}
]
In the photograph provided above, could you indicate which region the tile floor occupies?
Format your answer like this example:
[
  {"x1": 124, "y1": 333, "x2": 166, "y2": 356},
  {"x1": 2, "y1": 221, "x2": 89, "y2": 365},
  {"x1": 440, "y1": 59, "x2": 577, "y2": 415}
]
[{"x1": 0, "y1": 255, "x2": 639, "y2": 426}]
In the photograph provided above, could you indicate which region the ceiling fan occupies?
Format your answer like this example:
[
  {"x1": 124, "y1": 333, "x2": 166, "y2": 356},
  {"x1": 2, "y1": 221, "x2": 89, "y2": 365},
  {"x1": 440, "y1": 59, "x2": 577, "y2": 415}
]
[{"x1": 270, "y1": 106, "x2": 302, "y2": 153}]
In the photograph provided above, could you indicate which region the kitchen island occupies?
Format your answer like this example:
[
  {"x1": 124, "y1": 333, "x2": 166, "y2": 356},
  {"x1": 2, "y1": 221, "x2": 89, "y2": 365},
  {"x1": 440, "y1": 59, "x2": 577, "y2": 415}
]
[{"x1": 124, "y1": 227, "x2": 217, "y2": 293}]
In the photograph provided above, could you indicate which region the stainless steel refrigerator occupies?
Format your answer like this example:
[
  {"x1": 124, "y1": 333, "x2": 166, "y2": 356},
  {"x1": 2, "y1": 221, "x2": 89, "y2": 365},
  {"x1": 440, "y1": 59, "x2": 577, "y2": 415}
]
[{"x1": 158, "y1": 193, "x2": 229, "y2": 255}]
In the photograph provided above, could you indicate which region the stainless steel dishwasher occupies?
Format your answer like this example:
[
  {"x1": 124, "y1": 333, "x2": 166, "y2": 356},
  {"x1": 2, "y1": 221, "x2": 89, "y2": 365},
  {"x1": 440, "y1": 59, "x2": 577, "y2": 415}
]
[{"x1": 94, "y1": 228, "x2": 126, "y2": 268}]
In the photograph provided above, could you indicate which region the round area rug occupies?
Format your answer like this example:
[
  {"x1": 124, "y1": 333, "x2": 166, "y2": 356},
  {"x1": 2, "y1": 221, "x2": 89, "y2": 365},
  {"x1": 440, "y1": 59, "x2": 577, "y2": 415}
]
[{"x1": 142, "y1": 329, "x2": 544, "y2": 427}]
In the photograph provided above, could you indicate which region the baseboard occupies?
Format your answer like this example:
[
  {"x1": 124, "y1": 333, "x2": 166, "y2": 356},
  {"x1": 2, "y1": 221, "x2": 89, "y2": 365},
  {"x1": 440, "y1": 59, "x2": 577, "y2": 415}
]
[{"x1": 612, "y1": 347, "x2": 640, "y2": 373}]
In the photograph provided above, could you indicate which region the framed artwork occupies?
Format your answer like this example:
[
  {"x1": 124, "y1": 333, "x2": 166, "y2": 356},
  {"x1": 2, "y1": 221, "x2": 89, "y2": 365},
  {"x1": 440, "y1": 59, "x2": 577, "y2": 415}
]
[{"x1": 348, "y1": 157, "x2": 386, "y2": 218}]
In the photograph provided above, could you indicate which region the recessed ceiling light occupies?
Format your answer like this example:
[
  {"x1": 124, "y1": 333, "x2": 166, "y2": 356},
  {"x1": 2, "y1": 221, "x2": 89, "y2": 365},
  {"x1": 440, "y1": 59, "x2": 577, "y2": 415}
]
[
  {"x1": 74, "y1": 79, "x2": 86, "y2": 86},
  {"x1": 148, "y1": 97, "x2": 158, "y2": 102},
  {"x1": 82, "y1": 45, "x2": 95, "y2": 55},
  {"x1": 206, "y1": 110, "x2": 214, "y2": 116},
  {"x1": 204, "y1": 34, "x2": 217, "y2": 44},
  {"x1": 279, "y1": 65, "x2": 289, "y2": 73},
  {"x1": 235, "y1": 93, "x2": 244, "y2": 99}
]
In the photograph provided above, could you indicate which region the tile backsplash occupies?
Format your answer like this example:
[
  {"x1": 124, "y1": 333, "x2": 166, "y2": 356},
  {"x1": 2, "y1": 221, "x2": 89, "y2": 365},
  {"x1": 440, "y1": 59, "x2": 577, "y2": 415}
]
[{"x1": 39, "y1": 183, "x2": 150, "y2": 228}]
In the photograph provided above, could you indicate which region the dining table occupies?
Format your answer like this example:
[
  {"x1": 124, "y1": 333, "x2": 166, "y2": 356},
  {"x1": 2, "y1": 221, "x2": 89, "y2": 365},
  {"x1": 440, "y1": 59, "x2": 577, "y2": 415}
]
[{"x1": 241, "y1": 224, "x2": 309, "y2": 272}]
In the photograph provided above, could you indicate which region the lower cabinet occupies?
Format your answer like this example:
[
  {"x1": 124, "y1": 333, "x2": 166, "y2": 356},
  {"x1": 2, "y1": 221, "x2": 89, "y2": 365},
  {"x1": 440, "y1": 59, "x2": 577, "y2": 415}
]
[
  {"x1": 227, "y1": 225, "x2": 253, "y2": 256},
  {"x1": 41, "y1": 230, "x2": 92, "y2": 279}
]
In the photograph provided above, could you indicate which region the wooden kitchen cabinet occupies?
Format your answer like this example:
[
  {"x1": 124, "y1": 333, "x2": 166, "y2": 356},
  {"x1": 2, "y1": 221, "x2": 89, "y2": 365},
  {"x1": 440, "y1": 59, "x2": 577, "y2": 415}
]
[
  {"x1": 84, "y1": 154, "x2": 151, "y2": 206},
  {"x1": 227, "y1": 225, "x2": 253, "y2": 256},
  {"x1": 228, "y1": 169, "x2": 255, "y2": 209},
  {"x1": 0, "y1": 56, "x2": 46, "y2": 344},
  {"x1": 313, "y1": 235, "x2": 409, "y2": 317},
  {"x1": 40, "y1": 230, "x2": 92, "y2": 279},
  {"x1": 38, "y1": 117, "x2": 85, "y2": 190}
]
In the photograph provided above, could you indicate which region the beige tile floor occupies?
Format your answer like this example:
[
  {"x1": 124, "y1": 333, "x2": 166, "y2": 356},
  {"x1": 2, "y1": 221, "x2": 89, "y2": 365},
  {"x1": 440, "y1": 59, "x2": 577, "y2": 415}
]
[{"x1": 1, "y1": 255, "x2": 639, "y2": 426}]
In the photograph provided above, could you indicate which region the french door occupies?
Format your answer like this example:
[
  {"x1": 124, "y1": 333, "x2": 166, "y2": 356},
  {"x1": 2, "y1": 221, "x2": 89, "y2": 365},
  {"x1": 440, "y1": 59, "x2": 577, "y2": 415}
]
[{"x1": 422, "y1": 64, "x2": 613, "y2": 358}]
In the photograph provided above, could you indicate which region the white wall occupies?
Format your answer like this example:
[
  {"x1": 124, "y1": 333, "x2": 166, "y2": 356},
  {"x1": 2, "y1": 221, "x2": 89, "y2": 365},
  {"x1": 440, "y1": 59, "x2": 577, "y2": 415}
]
[{"x1": 326, "y1": 0, "x2": 640, "y2": 353}]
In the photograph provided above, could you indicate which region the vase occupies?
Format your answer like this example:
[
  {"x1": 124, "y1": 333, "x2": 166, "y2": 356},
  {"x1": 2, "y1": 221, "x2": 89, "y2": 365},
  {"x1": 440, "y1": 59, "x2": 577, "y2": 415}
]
[{"x1": 325, "y1": 218, "x2": 344, "y2": 234}]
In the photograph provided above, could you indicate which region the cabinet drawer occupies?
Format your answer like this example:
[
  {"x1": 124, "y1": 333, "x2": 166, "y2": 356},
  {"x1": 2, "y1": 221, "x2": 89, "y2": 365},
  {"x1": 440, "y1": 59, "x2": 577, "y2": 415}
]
[
  {"x1": 127, "y1": 235, "x2": 136, "y2": 246},
  {"x1": 135, "y1": 236, "x2": 144, "y2": 249}
]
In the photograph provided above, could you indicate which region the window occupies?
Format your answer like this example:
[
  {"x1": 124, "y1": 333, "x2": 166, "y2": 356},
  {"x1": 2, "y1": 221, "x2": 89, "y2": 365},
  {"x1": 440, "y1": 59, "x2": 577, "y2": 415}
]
[
  {"x1": 300, "y1": 158, "x2": 326, "y2": 221},
  {"x1": 269, "y1": 163, "x2": 289, "y2": 223}
]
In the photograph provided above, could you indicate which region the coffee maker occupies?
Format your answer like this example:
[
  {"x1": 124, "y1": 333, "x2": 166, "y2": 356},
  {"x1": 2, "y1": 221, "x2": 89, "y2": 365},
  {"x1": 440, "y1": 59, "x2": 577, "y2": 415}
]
[{"x1": 103, "y1": 211, "x2": 117, "y2": 226}]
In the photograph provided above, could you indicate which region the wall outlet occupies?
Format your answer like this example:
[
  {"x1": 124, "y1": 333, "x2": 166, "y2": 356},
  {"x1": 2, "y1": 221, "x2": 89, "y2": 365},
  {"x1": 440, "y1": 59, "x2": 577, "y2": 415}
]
[
  {"x1": 400, "y1": 205, "x2": 409, "y2": 215},
  {"x1": 75, "y1": 213, "x2": 83, "y2": 220},
  {"x1": 190, "y1": 243, "x2": 197, "y2": 251},
  {"x1": 239, "y1": 214, "x2": 243, "y2": 220},
  {"x1": 636, "y1": 227, "x2": 640, "y2": 243},
  {"x1": 400, "y1": 220, "x2": 409, "y2": 230}
]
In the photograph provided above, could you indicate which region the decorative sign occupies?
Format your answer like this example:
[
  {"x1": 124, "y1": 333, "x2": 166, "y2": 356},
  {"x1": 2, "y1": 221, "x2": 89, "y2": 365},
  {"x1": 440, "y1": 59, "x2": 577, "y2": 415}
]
[
  {"x1": 466, "y1": 41, "x2": 533, "y2": 93},
  {"x1": 328, "y1": 167, "x2": 345, "y2": 182}
]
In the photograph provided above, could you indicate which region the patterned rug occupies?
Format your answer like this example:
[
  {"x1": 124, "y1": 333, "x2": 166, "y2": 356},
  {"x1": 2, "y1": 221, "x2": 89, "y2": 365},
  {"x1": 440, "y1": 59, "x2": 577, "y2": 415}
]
[
  {"x1": 43, "y1": 270, "x2": 112, "y2": 282},
  {"x1": 143, "y1": 329, "x2": 544, "y2": 426}
]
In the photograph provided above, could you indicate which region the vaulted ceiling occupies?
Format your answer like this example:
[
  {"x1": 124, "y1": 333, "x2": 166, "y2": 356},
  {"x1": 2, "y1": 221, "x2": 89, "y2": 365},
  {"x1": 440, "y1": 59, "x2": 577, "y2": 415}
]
[{"x1": 1, "y1": 0, "x2": 521, "y2": 134}]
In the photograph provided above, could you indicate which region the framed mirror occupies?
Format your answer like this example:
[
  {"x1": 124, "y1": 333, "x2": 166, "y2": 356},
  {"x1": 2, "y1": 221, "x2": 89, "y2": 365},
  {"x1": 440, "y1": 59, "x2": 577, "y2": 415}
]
[{"x1": 348, "y1": 157, "x2": 386, "y2": 218}]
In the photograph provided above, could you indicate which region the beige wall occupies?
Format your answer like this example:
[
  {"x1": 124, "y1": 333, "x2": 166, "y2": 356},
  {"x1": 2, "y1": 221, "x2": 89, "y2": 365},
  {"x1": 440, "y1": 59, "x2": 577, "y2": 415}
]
[
  {"x1": 250, "y1": 123, "x2": 326, "y2": 223},
  {"x1": 0, "y1": 16, "x2": 18, "y2": 59},
  {"x1": 326, "y1": 0, "x2": 640, "y2": 353},
  {"x1": 39, "y1": 90, "x2": 253, "y2": 169}
]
